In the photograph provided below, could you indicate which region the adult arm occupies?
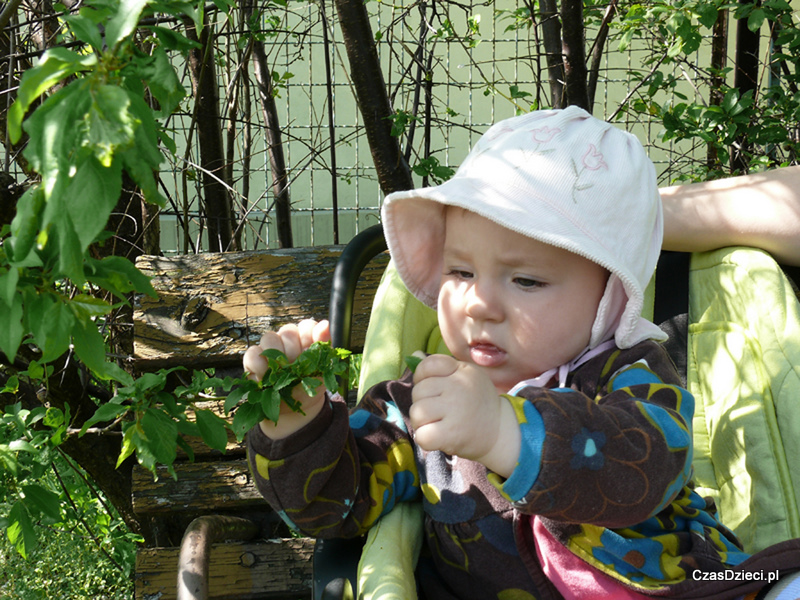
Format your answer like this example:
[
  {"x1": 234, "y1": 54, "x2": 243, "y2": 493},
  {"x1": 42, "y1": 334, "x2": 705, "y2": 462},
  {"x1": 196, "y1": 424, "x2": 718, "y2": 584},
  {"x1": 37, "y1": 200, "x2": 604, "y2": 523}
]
[{"x1": 661, "y1": 166, "x2": 800, "y2": 266}]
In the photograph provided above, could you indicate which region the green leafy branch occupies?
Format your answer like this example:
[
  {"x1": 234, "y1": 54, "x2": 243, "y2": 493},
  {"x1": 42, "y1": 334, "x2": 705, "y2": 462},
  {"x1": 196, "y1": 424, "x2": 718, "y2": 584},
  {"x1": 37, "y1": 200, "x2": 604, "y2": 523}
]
[
  {"x1": 1, "y1": 401, "x2": 69, "y2": 558},
  {"x1": 223, "y1": 342, "x2": 353, "y2": 442},
  {"x1": 66, "y1": 343, "x2": 354, "y2": 482},
  {"x1": 0, "y1": 0, "x2": 206, "y2": 559},
  {"x1": 1, "y1": 0, "x2": 204, "y2": 371}
]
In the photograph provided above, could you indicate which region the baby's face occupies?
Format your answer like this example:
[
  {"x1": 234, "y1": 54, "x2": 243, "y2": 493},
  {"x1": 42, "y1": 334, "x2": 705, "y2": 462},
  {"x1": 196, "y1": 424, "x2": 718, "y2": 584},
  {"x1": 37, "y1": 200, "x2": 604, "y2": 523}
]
[{"x1": 437, "y1": 208, "x2": 609, "y2": 393}]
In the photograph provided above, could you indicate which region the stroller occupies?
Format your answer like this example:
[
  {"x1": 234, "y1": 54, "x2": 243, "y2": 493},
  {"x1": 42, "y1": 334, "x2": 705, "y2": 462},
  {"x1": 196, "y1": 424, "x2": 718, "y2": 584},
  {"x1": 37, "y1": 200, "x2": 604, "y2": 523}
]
[{"x1": 316, "y1": 223, "x2": 800, "y2": 599}]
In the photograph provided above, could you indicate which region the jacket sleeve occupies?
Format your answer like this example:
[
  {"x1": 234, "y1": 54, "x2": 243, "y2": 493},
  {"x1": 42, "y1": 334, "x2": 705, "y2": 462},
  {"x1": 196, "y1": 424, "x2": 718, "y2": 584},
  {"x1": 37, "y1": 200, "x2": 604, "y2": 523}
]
[
  {"x1": 490, "y1": 341, "x2": 694, "y2": 529},
  {"x1": 246, "y1": 374, "x2": 421, "y2": 538}
]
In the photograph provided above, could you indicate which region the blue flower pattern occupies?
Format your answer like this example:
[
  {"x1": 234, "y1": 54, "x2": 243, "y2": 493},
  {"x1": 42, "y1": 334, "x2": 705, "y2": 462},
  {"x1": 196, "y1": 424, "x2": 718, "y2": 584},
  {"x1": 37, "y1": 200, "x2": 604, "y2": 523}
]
[{"x1": 570, "y1": 428, "x2": 606, "y2": 471}]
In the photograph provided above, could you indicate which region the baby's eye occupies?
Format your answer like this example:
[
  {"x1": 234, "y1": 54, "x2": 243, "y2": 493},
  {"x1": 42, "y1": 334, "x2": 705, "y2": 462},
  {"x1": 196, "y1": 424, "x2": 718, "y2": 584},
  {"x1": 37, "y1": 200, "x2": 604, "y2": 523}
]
[
  {"x1": 514, "y1": 277, "x2": 544, "y2": 289},
  {"x1": 446, "y1": 269, "x2": 473, "y2": 280}
]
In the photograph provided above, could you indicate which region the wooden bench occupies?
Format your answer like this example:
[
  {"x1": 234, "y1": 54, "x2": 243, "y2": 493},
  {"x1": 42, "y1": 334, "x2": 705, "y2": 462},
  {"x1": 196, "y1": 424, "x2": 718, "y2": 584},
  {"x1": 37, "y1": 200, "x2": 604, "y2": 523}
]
[{"x1": 131, "y1": 246, "x2": 389, "y2": 600}]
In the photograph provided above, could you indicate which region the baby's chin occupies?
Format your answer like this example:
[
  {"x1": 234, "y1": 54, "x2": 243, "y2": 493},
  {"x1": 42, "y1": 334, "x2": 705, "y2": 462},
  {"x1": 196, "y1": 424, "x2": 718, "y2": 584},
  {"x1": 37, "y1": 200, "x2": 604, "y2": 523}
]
[{"x1": 489, "y1": 374, "x2": 525, "y2": 395}]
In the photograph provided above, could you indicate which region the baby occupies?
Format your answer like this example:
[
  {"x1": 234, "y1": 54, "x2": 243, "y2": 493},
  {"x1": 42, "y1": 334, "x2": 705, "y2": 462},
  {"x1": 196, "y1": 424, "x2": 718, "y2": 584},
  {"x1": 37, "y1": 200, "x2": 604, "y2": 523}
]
[{"x1": 244, "y1": 107, "x2": 800, "y2": 599}]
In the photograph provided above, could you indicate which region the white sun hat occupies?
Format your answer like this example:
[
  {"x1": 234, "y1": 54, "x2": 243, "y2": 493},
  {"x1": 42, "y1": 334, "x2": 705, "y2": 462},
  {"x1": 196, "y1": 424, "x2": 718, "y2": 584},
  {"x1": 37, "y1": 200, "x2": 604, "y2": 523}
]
[{"x1": 381, "y1": 105, "x2": 666, "y2": 349}]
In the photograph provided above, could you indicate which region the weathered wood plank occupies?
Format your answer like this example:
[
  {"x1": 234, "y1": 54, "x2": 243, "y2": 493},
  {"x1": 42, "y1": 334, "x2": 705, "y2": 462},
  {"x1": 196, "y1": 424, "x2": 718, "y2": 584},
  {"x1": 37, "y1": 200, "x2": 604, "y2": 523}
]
[
  {"x1": 135, "y1": 537, "x2": 314, "y2": 600},
  {"x1": 132, "y1": 460, "x2": 263, "y2": 515},
  {"x1": 133, "y1": 248, "x2": 389, "y2": 370}
]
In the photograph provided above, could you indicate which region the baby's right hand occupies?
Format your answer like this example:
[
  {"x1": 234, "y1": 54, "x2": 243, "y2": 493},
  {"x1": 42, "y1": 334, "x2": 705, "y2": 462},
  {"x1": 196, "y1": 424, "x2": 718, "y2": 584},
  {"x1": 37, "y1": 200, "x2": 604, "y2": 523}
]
[{"x1": 243, "y1": 319, "x2": 331, "y2": 439}]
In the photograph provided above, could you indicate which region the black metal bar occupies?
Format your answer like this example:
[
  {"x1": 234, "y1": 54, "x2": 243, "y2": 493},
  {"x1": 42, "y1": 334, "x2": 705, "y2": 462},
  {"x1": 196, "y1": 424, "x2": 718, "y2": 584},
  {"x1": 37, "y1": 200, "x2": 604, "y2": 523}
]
[{"x1": 328, "y1": 224, "x2": 387, "y2": 350}]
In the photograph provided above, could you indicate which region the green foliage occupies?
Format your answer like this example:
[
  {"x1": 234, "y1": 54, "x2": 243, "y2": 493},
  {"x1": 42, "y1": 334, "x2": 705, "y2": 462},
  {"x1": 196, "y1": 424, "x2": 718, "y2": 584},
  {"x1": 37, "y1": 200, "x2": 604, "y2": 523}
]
[
  {"x1": 387, "y1": 109, "x2": 421, "y2": 138},
  {"x1": 51, "y1": 342, "x2": 354, "y2": 485},
  {"x1": 1, "y1": 0, "x2": 203, "y2": 372},
  {"x1": 1, "y1": 402, "x2": 66, "y2": 558},
  {"x1": 0, "y1": 448, "x2": 139, "y2": 599},
  {"x1": 411, "y1": 157, "x2": 455, "y2": 185},
  {"x1": 224, "y1": 342, "x2": 353, "y2": 442},
  {"x1": 270, "y1": 70, "x2": 295, "y2": 98},
  {"x1": 0, "y1": 0, "x2": 209, "y2": 561},
  {"x1": 615, "y1": 0, "x2": 800, "y2": 178}
]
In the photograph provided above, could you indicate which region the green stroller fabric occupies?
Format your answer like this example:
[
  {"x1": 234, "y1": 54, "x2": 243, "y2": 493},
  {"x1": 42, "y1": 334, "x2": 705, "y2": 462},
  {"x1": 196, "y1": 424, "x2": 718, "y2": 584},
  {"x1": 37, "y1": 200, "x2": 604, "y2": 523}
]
[
  {"x1": 353, "y1": 247, "x2": 800, "y2": 598},
  {"x1": 688, "y1": 247, "x2": 800, "y2": 553}
]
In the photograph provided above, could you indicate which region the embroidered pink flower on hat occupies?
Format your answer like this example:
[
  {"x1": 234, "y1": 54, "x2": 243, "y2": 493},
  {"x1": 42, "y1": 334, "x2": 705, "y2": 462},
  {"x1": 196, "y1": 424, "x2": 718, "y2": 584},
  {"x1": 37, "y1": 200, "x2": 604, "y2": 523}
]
[
  {"x1": 582, "y1": 144, "x2": 608, "y2": 171},
  {"x1": 531, "y1": 126, "x2": 561, "y2": 143}
]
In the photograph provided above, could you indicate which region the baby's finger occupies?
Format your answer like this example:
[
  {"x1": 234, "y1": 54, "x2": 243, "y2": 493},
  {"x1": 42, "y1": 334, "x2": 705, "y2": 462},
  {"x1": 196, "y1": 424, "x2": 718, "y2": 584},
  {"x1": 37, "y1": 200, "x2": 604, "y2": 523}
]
[
  {"x1": 413, "y1": 353, "x2": 458, "y2": 385},
  {"x1": 276, "y1": 323, "x2": 303, "y2": 362},
  {"x1": 243, "y1": 345, "x2": 269, "y2": 381},
  {"x1": 408, "y1": 395, "x2": 444, "y2": 429},
  {"x1": 297, "y1": 319, "x2": 320, "y2": 350},
  {"x1": 258, "y1": 330, "x2": 285, "y2": 353},
  {"x1": 413, "y1": 422, "x2": 446, "y2": 454},
  {"x1": 312, "y1": 319, "x2": 331, "y2": 343}
]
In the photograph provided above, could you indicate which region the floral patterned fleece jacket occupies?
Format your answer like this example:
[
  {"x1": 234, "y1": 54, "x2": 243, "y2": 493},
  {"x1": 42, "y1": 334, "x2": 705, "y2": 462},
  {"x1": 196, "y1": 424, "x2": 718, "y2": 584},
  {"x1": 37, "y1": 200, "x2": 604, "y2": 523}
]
[{"x1": 247, "y1": 340, "x2": 800, "y2": 600}]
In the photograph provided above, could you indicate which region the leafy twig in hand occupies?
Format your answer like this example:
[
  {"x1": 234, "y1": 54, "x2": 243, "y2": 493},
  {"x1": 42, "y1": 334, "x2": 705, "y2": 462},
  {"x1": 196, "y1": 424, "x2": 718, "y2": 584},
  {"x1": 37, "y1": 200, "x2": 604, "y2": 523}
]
[{"x1": 224, "y1": 342, "x2": 352, "y2": 441}]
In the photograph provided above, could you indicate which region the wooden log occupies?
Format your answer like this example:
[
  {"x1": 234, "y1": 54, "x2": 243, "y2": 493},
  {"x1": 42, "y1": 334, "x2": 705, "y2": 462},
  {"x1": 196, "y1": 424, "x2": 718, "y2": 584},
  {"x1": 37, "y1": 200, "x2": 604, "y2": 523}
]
[
  {"x1": 135, "y1": 537, "x2": 314, "y2": 600},
  {"x1": 133, "y1": 247, "x2": 389, "y2": 370},
  {"x1": 132, "y1": 459, "x2": 263, "y2": 515}
]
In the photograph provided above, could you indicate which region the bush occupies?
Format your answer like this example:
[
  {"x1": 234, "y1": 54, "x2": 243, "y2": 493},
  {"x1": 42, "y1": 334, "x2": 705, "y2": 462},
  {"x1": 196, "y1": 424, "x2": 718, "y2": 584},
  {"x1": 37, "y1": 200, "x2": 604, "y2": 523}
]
[{"x1": 0, "y1": 451, "x2": 139, "y2": 600}]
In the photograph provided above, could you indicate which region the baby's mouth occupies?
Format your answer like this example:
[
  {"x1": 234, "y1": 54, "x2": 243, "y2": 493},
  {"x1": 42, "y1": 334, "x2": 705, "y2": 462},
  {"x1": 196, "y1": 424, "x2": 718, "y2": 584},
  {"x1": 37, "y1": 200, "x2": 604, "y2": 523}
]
[{"x1": 469, "y1": 342, "x2": 507, "y2": 368}]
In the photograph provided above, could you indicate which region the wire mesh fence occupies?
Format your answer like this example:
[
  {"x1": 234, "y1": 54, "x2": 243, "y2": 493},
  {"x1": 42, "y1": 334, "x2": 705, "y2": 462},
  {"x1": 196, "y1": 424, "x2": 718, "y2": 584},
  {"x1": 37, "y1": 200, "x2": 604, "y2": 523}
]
[{"x1": 2, "y1": 0, "x2": 794, "y2": 253}]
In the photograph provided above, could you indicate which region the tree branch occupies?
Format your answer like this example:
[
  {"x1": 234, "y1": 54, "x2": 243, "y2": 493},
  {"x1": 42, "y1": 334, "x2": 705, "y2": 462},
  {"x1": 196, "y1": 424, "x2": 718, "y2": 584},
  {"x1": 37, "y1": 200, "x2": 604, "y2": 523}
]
[
  {"x1": 333, "y1": 0, "x2": 414, "y2": 195},
  {"x1": 538, "y1": 0, "x2": 564, "y2": 108},
  {"x1": 560, "y1": 0, "x2": 589, "y2": 110}
]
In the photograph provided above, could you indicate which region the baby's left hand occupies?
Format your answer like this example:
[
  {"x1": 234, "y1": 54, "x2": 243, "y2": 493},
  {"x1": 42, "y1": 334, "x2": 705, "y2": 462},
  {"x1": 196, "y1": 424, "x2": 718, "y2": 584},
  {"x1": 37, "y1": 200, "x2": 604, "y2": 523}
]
[{"x1": 410, "y1": 355, "x2": 520, "y2": 477}]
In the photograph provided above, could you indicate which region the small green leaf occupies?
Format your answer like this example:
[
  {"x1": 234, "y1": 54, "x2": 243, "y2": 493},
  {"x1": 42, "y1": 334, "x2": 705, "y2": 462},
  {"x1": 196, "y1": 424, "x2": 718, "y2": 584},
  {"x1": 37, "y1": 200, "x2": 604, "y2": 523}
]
[
  {"x1": 70, "y1": 316, "x2": 106, "y2": 373},
  {"x1": 262, "y1": 348, "x2": 289, "y2": 365},
  {"x1": 747, "y1": 8, "x2": 765, "y2": 32},
  {"x1": 105, "y1": 0, "x2": 150, "y2": 49},
  {"x1": 0, "y1": 292, "x2": 24, "y2": 362},
  {"x1": 148, "y1": 25, "x2": 202, "y2": 52},
  {"x1": 116, "y1": 425, "x2": 137, "y2": 468},
  {"x1": 80, "y1": 402, "x2": 128, "y2": 434},
  {"x1": 31, "y1": 295, "x2": 75, "y2": 362},
  {"x1": 21, "y1": 484, "x2": 62, "y2": 522},
  {"x1": 0, "y1": 268, "x2": 19, "y2": 308},
  {"x1": 7, "y1": 502, "x2": 36, "y2": 559},
  {"x1": 404, "y1": 354, "x2": 424, "y2": 373},
  {"x1": 694, "y1": 2, "x2": 719, "y2": 29},
  {"x1": 70, "y1": 294, "x2": 113, "y2": 318},
  {"x1": 301, "y1": 377, "x2": 321, "y2": 398},
  {"x1": 43, "y1": 407, "x2": 65, "y2": 429},
  {"x1": 6, "y1": 187, "x2": 45, "y2": 266},
  {"x1": 65, "y1": 13, "x2": 104, "y2": 50},
  {"x1": 85, "y1": 255, "x2": 157, "y2": 298},
  {"x1": 223, "y1": 385, "x2": 248, "y2": 414},
  {"x1": 249, "y1": 387, "x2": 280, "y2": 424},
  {"x1": 195, "y1": 409, "x2": 228, "y2": 452},
  {"x1": 9, "y1": 439, "x2": 38, "y2": 454},
  {"x1": 135, "y1": 47, "x2": 186, "y2": 117},
  {"x1": 8, "y1": 48, "x2": 97, "y2": 143},
  {"x1": 231, "y1": 402, "x2": 264, "y2": 442},
  {"x1": 139, "y1": 408, "x2": 178, "y2": 467},
  {"x1": 84, "y1": 86, "x2": 136, "y2": 166},
  {"x1": 323, "y1": 370, "x2": 338, "y2": 393}
]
